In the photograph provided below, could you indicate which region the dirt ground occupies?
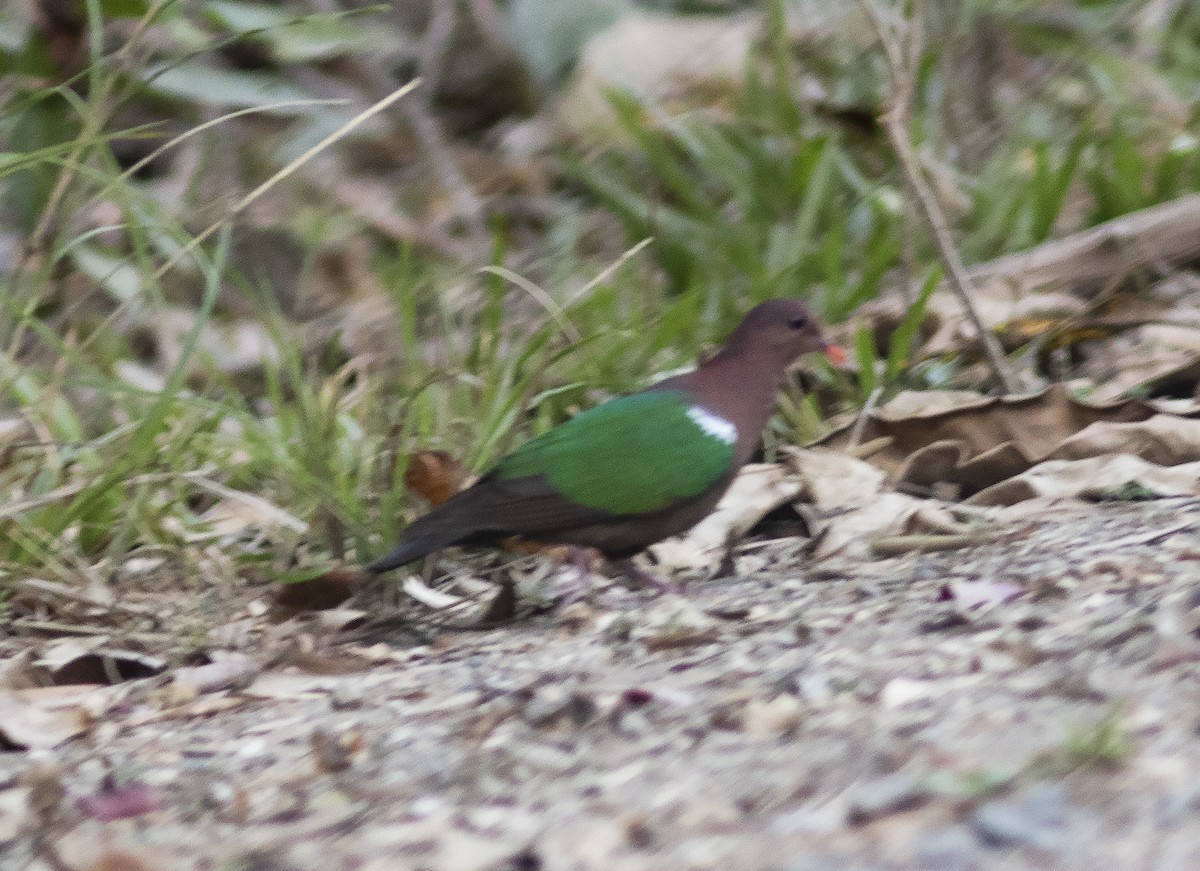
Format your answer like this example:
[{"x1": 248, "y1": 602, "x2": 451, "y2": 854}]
[{"x1": 4, "y1": 498, "x2": 1200, "y2": 871}]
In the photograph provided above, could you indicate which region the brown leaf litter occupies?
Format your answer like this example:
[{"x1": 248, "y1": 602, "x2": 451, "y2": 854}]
[{"x1": 3, "y1": 500, "x2": 1200, "y2": 868}]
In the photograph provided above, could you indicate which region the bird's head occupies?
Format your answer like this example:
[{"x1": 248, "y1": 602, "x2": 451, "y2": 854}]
[{"x1": 726, "y1": 299, "x2": 844, "y2": 367}]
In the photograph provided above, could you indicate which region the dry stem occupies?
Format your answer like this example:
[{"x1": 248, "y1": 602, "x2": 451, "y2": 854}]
[
  {"x1": 861, "y1": 1, "x2": 1023, "y2": 394},
  {"x1": 344, "y1": 5, "x2": 487, "y2": 240}
]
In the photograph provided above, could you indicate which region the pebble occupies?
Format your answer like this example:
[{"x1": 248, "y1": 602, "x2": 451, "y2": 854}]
[
  {"x1": 522, "y1": 686, "x2": 573, "y2": 727},
  {"x1": 1156, "y1": 785, "x2": 1200, "y2": 828},
  {"x1": 779, "y1": 856, "x2": 864, "y2": 871},
  {"x1": 970, "y1": 781, "x2": 1068, "y2": 850},
  {"x1": 881, "y1": 677, "x2": 939, "y2": 709},
  {"x1": 845, "y1": 774, "x2": 931, "y2": 825},
  {"x1": 919, "y1": 606, "x2": 973, "y2": 633},
  {"x1": 632, "y1": 598, "x2": 722, "y2": 650},
  {"x1": 910, "y1": 825, "x2": 981, "y2": 870}
]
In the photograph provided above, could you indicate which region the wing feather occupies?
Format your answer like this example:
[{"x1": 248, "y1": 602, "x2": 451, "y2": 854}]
[{"x1": 491, "y1": 389, "x2": 734, "y2": 515}]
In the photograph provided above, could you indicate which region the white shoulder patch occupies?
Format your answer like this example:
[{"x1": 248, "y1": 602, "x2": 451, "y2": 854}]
[{"x1": 686, "y1": 405, "x2": 738, "y2": 445}]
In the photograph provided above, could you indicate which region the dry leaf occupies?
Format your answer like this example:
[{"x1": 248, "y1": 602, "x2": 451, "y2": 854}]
[
  {"x1": 23, "y1": 760, "x2": 66, "y2": 821},
  {"x1": 169, "y1": 653, "x2": 261, "y2": 699},
  {"x1": 242, "y1": 673, "x2": 343, "y2": 701},
  {"x1": 1081, "y1": 324, "x2": 1200, "y2": 402},
  {"x1": 405, "y1": 450, "x2": 466, "y2": 507},
  {"x1": 857, "y1": 195, "x2": 1200, "y2": 365},
  {"x1": 556, "y1": 11, "x2": 758, "y2": 145},
  {"x1": 0, "y1": 687, "x2": 96, "y2": 750},
  {"x1": 969, "y1": 454, "x2": 1200, "y2": 506},
  {"x1": 76, "y1": 780, "x2": 163, "y2": 822},
  {"x1": 198, "y1": 484, "x2": 306, "y2": 537},
  {"x1": 273, "y1": 567, "x2": 368, "y2": 616},
  {"x1": 0, "y1": 788, "x2": 26, "y2": 841},
  {"x1": 880, "y1": 678, "x2": 940, "y2": 709},
  {"x1": 402, "y1": 576, "x2": 465, "y2": 610},
  {"x1": 310, "y1": 726, "x2": 365, "y2": 774},
  {"x1": 633, "y1": 598, "x2": 721, "y2": 650},
  {"x1": 1050, "y1": 415, "x2": 1200, "y2": 465},
  {"x1": 0, "y1": 650, "x2": 42, "y2": 691},
  {"x1": 151, "y1": 307, "x2": 281, "y2": 378},
  {"x1": 651, "y1": 463, "x2": 804, "y2": 572},
  {"x1": 36, "y1": 641, "x2": 165, "y2": 686},
  {"x1": 818, "y1": 385, "x2": 1170, "y2": 497},
  {"x1": 743, "y1": 694, "x2": 803, "y2": 739},
  {"x1": 313, "y1": 608, "x2": 369, "y2": 633},
  {"x1": 288, "y1": 648, "x2": 373, "y2": 675},
  {"x1": 948, "y1": 580, "x2": 1025, "y2": 609},
  {"x1": 787, "y1": 448, "x2": 965, "y2": 559},
  {"x1": 82, "y1": 848, "x2": 163, "y2": 871}
]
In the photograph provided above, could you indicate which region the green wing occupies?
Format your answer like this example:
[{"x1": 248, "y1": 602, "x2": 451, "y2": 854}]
[{"x1": 490, "y1": 390, "x2": 734, "y2": 515}]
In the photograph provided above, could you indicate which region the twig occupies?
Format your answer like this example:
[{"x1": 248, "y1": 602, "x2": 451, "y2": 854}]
[
  {"x1": 6, "y1": 0, "x2": 173, "y2": 377},
  {"x1": 6, "y1": 618, "x2": 168, "y2": 644},
  {"x1": 872, "y1": 192, "x2": 1200, "y2": 356},
  {"x1": 346, "y1": 6, "x2": 487, "y2": 239},
  {"x1": 152, "y1": 79, "x2": 421, "y2": 284},
  {"x1": 14, "y1": 578, "x2": 154, "y2": 617},
  {"x1": 870, "y1": 530, "x2": 1009, "y2": 557},
  {"x1": 72, "y1": 79, "x2": 421, "y2": 355},
  {"x1": 313, "y1": 171, "x2": 472, "y2": 260},
  {"x1": 861, "y1": 1, "x2": 1022, "y2": 394},
  {"x1": 1027, "y1": 267, "x2": 1130, "y2": 356},
  {"x1": 968, "y1": 192, "x2": 1200, "y2": 295},
  {"x1": 1073, "y1": 520, "x2": 1194, "y2": 556},
  {"x1": 847, "y1": 386, "x2": 884, "y2": 451},
  {"x1": 190, "y1": 477, "x2": 307, "y2": 532},
  {"x1": 849, "y1": 434, "x2": 893, "y2": 460},
  {"x1": 107, "y1": 98, "x2": 350, "y2": 190},
  {"x1": 466, "y1": 0, "x2": 526, "y2": 66},
  {"x1": 402, "y1": 5, "x2": 487, "y2": 238}
]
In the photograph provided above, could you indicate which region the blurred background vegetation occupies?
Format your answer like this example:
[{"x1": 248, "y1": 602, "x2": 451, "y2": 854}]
[{"x1": 1, "y1": 0, "x2": 1198, "y2": 591}]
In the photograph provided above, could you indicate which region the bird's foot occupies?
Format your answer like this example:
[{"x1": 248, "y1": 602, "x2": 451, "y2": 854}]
[
  {"x1": 612, "y1": 557, "x2": 679, "y2": 595},
  {"x1": 552, "y1": 547, "x2": 600, "y2": 605}
]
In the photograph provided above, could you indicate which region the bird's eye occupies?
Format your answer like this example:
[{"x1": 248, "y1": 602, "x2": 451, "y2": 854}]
[{"x1": 788, "y1": 316, "x2": 808, "y2": 330}]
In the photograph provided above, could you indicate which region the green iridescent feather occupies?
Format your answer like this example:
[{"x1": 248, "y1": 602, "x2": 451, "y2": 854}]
[{"x1": 491, "y1": 390, "x2": 734, "y2": 515}]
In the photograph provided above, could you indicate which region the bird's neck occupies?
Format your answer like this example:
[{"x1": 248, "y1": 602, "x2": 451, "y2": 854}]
[{"x1": 683, "y1": 346, "x2": 790, "y2": 465}]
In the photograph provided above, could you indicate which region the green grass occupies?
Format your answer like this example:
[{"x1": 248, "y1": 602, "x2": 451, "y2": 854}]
[
  {"x1": 0, "y1": 0, "x2": 1198, "y2": 618},
  {"x1": 1037, "y1": 704, "x2": 1133, "y2": 775}
]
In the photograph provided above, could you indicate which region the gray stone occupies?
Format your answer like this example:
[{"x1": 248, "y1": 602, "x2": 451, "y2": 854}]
[
  {"x1": 911, "y1": 825, "x2": 981, "y2": 870},
  {"x1": 970, "y1": 781, "x2": 1069, "y2": 851},
  {"x1": 845, "y1": 774, "x2": 931, "y2": 826}
]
